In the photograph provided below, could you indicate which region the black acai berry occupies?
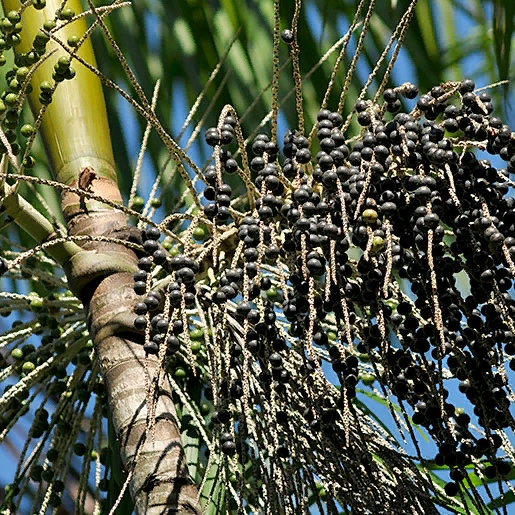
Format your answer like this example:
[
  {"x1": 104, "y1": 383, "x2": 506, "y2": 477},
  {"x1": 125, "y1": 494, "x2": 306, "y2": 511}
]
[{"x1": 281, "y1": 29, "x2": 293, "y2": 44}]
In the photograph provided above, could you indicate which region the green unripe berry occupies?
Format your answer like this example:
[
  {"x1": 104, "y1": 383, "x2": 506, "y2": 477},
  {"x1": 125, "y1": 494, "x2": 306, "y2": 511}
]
[
  {"x1": 58, "y1": 55, "x2": 70, "y2": 67},
  {"x1": 362, "y1": 208, "x2": 378, "y2": 224},
  {"x1": 193, "y1": 227, "x2": 207, "y2": 241},
  {"x1": 59, "y1": 8, "x2": 75, "y2": 21},
  {"x1": 21, "y1": 124, "x2": 35, "y2": 138},
  {"x1": 0, "y1": 55, "x2": 6, "y2": 67},
  {"x1": 67, "y1": 35, "x2": 79, "y2": 47},
  {"x1": 34, "y1": 31, "x2": 50, "y2": 46},
  {"x1": 266, "y1": 287, "x2": 279, "y2": 299},
  {"x1": 9, "y1": 78, "x2": 20, "y2": 91},
  {"x1": 360, "y1": 373, "x2": 376, "y2": 386},
  {"x1": 132, "y1": 195, "x2": 145, "y2": 211},
  {"x1": 39, "y1": 93, "x2": 52, "y2": 105},
  {"x1": 5, "y1": 110, "x2": 17, "y2": 124},
  {"x1": 150, "y1": 197, "x2": 162, "y2": 208},
  {"x1": 7, "y1": 12, "x2": 20, "y2": 25},
  {"x1": 11, "y1": 348, "x2": 23, "y2": 360},
  {"x1": 5, "y1": 130, "x2": 16, "y2": 143},
  {"x1": 13, "y1": 23, "x2": 22, "y2": 34},
  {"x1": 33, "y1": 0, "x2": 47, "y2": 10},
  {"x1": 200, "y1": 403, "x2": 210, "y2": 415},
  {"x1": 52, "y1": 71, "x2": 65, "y2": 83},
  {"x1": 371, "y1": 235, "x2": 385, "y2": 253},
  {"x1": 34, "y1": 38, "x2": 48, "y2": 51},
  {"x1": 4, "y1": 93, "x2": 17, "y2": 107},
  {"x1": 33, "y1": 43, "x2": 46, "y2": 56},
  {"x1": 14, "y1": 53, "x2": 25, "y2": 67},
  {"x1": 26, "y1": 51, "x2": 38, "y2": 64},
  {"x1": 16, "y1": 67, "x2": 28, "y2": 80},
  {"x1": 162, "y1": 236, "x2": 173, "y2": 249},
  {"x1": 190, "y1": 328, "x2": 204, "y2": 340},
  {"x1": 55, "y1": 56, "x2": 70, "y2": 75},
  {"x1": 0, "y1": 39, "x2": 5, "y2": 50},
  {"x1": 64, "y1": 67, "x2": 76, "y2": 80},
  {"x1": 29, "y1": 294, "x2": 43, "y2": 309},
  {"x1": 190, "y1": 340, "x2": 202, "y2": 354},
  {"x1": 174, "y1": 367, "x2": 187, "y2": 379},
  {"x1": 22, "y1": 361, "x2": 35, "y2": 373},
  {"x1": 8, "y1": 34, "x2": 21, "y2": 47},
  {"x1": 39, "y1": 80, "x2": 52, "y2": 93},
  {"x1": 1, "y1": 18, "x2": 14, "y2": 34},
  {"x1": 3, "y1": 119, "x2": 17, "y2": 130},
  {"x1": 43, "y1": 19, "x2": 55, "y2": 31},
  {"x1": 23, "y1": 155, "x2": 36, "y2": 169}
]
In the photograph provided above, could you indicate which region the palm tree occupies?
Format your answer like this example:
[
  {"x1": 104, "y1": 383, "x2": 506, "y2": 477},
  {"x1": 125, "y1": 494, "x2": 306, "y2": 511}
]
[{"x1": 0, "y1": 1, "x2": 514, "y2": 514}]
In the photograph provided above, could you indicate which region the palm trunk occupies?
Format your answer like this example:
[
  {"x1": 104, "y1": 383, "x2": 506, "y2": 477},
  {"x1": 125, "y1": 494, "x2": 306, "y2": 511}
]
[{"x1": 2, "y1": 1, "x2": 201, "y2": 512}]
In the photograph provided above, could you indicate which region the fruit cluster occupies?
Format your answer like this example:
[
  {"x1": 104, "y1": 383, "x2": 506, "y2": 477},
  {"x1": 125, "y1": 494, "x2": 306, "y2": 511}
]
[{"x1": 132, "y1": 79, "x2": 515, "y2": 508}]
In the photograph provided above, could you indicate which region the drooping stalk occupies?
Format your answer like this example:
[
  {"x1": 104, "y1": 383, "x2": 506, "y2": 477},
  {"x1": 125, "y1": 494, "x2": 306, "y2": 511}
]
[{"x1": 1, "y1": 1, "x2": 201, "y2": 513}]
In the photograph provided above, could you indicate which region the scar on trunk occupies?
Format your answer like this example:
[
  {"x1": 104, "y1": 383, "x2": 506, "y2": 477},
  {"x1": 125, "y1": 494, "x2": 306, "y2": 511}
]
[{"x1": 78, "y1": 167, "x2": 97, "y2": 211}]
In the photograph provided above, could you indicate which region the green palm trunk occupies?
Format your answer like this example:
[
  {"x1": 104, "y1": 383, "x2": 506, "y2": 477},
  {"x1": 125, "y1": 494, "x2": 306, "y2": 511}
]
[{"x1": 1, "y1": 0, "x2": 201, "y2": 513}]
